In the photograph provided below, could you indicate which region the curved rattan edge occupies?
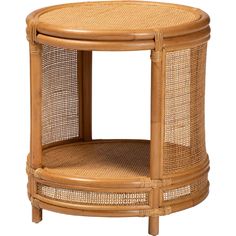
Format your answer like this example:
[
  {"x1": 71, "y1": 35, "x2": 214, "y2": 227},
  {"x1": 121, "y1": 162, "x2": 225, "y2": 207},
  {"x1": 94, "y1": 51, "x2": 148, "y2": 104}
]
[
  {"x1": 164, "y1": 26, "x2": 210, "y2": 50},
  {"x1": 26, "y1": 1, "x2": 210, "y2": 42},
  {"x1": 27, "y1": 156, "x2": 209, "y2": 189},
  {"x1": 34, "y1": 187, "x2": 208, "y2": 213},
  {"x1": 35, "y1": 26, "x2": 210, "y2": 51},
  {"x1": 37, "y1": 23, "x2": 155, "y2": 41},
  {"x1": 34, "y1": 172, "x2": 151, "y2": 188},
  {"x1": 30, "y1": 186, "x2": 208, "y2": 217},
  {"x1": 34, "y1": 194, "x2": 151, "y2": 211},
  {"x1": 36, "y1": 13, "x2": 209, "y2": 42},
  {"x1": 30, "y1": 169, "x2": 209, "y2": 209},
  {"x1": 32, "y1": 161, "x2": 209, "y2": 187},
  {"x1": 170, "y1": 186, "x2": 209, "y2": 214},
  {"x1": 27, "y1": 165, "x2": 209, "y2": 195},
  {"x1": 36, "y1": 34, "x2": 155, "y2": 51},
  {"x1": 32, "y1": 198, "x2": 152, "y2": 217}
]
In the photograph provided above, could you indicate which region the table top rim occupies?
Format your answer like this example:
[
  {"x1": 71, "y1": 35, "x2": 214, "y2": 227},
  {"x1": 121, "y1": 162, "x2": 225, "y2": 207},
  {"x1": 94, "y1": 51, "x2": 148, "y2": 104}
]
[{"x1": 27, "y1": 1, "x2": 210, "y2": 42}]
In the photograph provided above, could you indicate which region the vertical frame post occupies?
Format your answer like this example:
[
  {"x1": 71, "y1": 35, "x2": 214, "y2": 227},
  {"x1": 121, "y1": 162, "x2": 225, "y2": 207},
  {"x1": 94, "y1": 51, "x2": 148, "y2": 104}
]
[
  {"x1": 149, "y1": 32, "x2": 164, "y2": 236},
  {"x1": 78, "y1": 51, "x2": 92, "y2": 141},
  {"x1": 29, "y1": 42, "x2": 43, "y2": 222}
]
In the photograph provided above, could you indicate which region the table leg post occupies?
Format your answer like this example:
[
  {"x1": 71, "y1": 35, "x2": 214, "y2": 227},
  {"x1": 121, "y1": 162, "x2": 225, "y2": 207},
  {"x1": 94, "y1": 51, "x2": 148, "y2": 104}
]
[
  {"x1": 149, "y1": 33, "x2": 164, "y2": 236},
  {"x1": 32, "y1": 206, "x2": 42, "y2": 223},
  {"x1": 78, "y1": 51, "x2": 92, "y2": 141},
  {"x1": 149, "y1": 216, "x2": 159, "y2": 236},
  {"x1": 29, "y1": 42, "x2": 43, "y2": 222}
]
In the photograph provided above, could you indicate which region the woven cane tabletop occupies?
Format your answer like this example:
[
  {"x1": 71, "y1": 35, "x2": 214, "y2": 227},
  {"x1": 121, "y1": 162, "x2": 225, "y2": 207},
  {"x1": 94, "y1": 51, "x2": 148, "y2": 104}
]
[{"x1": 30, "y1": 1, "x2": 209, "y2": 41}]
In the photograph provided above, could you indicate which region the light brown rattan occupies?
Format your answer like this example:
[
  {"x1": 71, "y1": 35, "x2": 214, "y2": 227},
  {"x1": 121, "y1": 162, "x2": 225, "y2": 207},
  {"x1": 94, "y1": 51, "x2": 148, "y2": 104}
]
[
  {"x1": 37, "y1": 183, "x2": 149, "y2": 206},
  {"x1": 38, "y1": 1, "x2": 199, "y2": 31},
  {"x1": 26, "y1": 1, "x2": 210, "y2": 43},
  {"x1": 42, "y1": 141, "x2": 149, "y2": 178},
  {"x1": 163, "y1": 44, "x2": 207, "y2": 174},
  {"x1": 41, "y1": 45, "x2": 79, "y2": 145},
  {"x1": 26, "y1": 1, "x2": 210, "y2": 235},
  {"x1": 163, "y1": 173, "x2": 208, "y2": 202}
]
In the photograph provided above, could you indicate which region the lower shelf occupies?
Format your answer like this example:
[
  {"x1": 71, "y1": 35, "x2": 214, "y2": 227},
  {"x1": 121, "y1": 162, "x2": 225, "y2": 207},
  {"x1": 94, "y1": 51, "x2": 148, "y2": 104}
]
[
  {"x1": 28, "y1": 139, "x2": 209, "y2": 217},
  {"x1": 42, "y1": 140, "x2": 150, "y2": 179}
]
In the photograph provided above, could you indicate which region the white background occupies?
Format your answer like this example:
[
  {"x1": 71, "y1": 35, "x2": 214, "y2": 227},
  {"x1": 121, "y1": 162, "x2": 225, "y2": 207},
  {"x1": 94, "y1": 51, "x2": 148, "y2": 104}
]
[{"x1": 0, "y1": 0, "x2": 235, "y2": 235}]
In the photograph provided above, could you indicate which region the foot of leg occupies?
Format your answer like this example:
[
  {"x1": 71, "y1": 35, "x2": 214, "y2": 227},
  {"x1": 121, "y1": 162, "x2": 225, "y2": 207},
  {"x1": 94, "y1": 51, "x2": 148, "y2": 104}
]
[
  {"x1": 32, "y1": 206, "x2": 42, "y2": 223},
  {"x1": 148, "y1": 216, "x2": 159, "y2": 236}
]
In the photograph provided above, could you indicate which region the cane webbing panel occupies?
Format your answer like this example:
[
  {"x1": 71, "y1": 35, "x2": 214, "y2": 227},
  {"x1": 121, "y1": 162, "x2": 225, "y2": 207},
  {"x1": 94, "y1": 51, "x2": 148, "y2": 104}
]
[
  {"x1": 42, "y1": 141, "x2": 149, "y2": 178},
  {"x1": 164, "y1": 44, "x2": 207, "y2": 174},
  {"x1": 41, "y1": 45, "x2": 79, "y2": 145},
  {"x1": 38, "y1": 2, "x2": 200, "y2": 31},
  {"x1": 37, "y1": 183, "x2": 149, "y2": 206},
  {"x1": 163, "y1": 173, "x2": 208, "y2": 201}
]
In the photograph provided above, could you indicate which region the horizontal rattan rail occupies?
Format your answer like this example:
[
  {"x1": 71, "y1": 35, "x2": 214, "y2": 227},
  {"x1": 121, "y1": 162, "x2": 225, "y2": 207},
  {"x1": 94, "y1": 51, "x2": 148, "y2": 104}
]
[{"x1": 26, "y1": 1, "x2": 210, "y2": 235}]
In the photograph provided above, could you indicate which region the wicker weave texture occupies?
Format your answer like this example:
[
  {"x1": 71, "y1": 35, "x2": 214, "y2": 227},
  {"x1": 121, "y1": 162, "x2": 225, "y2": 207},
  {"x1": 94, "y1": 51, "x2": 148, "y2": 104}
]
[
  {"x1": 43, "y1": 141, "x2": 149, "y2": 178},
  {"x1": 163, "y1": 173, "x2": 208, "y2": 201},
  {"x1": 163, "y1": 44, "x2": 207, "y2": 174},
  {"x1": 36, "y1": 173, "x2": 208, "y2": 206},
  {"x1": 37, "y1": 183, "x2": 149, "y2": 206},
  {"x1": 41, "y1": 45, "x2": 79, "y2": 145},
  {"x1": 38, "y1": 2, "x2": 200, "y2": 31}
]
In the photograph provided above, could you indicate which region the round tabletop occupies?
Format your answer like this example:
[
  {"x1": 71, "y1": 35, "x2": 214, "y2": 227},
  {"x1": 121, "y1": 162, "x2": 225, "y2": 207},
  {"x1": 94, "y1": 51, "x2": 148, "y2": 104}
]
[{"x1": 27, "y1": 1, "x2": 209, "y2": 41}]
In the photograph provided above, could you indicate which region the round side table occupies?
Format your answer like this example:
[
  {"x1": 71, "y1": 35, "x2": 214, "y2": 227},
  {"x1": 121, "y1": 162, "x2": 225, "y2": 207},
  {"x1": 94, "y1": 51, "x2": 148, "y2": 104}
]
[{"x1": 26, "y1": 1, "x2": 210, "y2": 235}]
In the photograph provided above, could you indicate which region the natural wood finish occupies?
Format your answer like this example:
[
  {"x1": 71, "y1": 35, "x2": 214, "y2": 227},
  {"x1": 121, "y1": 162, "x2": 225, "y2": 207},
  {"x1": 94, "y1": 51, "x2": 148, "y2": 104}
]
[
  {"x1": 161, "y1": 182, "x2": 209, "y2": 207},
  {"x1": 36, "y1": 177, "x2": 152, "y2": 193},
  {"x1": 169, "y1": 187, "x2": 209, "y2": 213},
  {"x1": 32, "y1": 197, "x2": 172, "y2": 217},
  {"x1": 32, "y1": 206, "x2": 42, "y2": 223},
  {"x1": 35, "y1": 199, "x2": 149, "y2": 217},
  {"x1": 35, "y1": 170, "x2": 151, "y2": 188},
  {"x1": 37, "y1": 34, "x2": 155, "y2": 51},
  {"x1": 149, "y1": 216, "x2": 159, "y2": 236},
  {"x1": 35, "y1": 27, "x2": 210, "y2": 51},
  {"x1": 34, "y1": 162, "x2": 209, "y2": 190},
  {"x1": 26, "y1": 1, "x2": 210, "y2": 41},
  {"x1": 26, "y1": 2, "x2": 211, "y2": 235},
  {"x1": 163, "y1": 27, "x2": 210, "y2": 49},
  {"x1": 150, "y1": 47, "x2": 164, "y2": 180},
  {"x1": 27, "y1": 143, "x2": 209, "y2": 187},
  {"x1": 29, "y1": 43, "x2": 42, "y2": 169},
  {"x1": 29, "y1": 43, "x2": 43, "y2": 221},
  {"x1": 79, "y1": 51, "x2": 92, "y2": 141},
  {"x1": 26, "y1": 146, "x2": 209, "y2": 190},
  {"x1": 35, "y1": 194, "x2": 150, "y2": 211},
  {"x1": 149, "y1": 32, "x2": 164, "y2": 234},
  {"x1": 30, "y1": 182, "x2": 209, "y2": 217}
]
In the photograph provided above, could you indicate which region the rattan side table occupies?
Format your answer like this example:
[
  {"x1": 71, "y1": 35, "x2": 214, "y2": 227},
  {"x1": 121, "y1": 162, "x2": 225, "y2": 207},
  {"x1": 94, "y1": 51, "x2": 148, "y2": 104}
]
[{"x1": 26, "y1": 1, "x2": 210, "y2": 235}]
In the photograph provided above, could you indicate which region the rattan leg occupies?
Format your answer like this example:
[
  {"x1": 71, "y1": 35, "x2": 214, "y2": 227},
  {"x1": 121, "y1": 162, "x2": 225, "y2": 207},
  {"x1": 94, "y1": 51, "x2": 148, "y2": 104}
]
[
  {"x1": 148, "y1": 216, "x2": 159, "y2": 236},
  {"x1": 32, "y1": 206, "x2": 42, "y2": 223}
]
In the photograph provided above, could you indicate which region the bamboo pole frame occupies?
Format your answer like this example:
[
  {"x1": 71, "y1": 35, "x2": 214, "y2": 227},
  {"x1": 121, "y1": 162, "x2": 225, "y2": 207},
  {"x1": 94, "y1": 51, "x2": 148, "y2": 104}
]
[
  {"x1": 149, "y1": 32, "x2": 164, "y2": 236},
  {"x1": 29, "y1": 42, "x2": 43, "y2": 222}
]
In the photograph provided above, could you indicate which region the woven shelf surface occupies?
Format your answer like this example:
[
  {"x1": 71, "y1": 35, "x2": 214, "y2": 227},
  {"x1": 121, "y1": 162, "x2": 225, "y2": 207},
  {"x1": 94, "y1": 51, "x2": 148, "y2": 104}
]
[
  {"x1": 42, "y1": 140, "x2": 150, "y2": 179},
  {"x1": 38, "y1": 1, "x2": 200, "y2": 31},
  {"x1": 29, "y1": 1, "x2": 210, "y2": 42}
]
